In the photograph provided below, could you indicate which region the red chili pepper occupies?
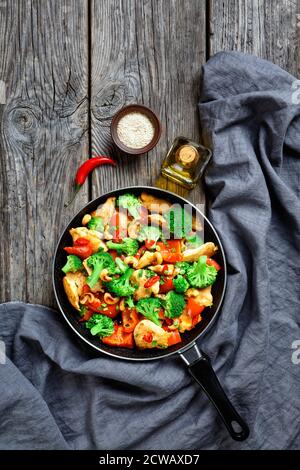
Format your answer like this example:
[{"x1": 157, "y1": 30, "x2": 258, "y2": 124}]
[
  {"x1": 64, "y1": 243, "x2": 93, "y2": 259},
  {"x1": 82, "y1": 285, "x2": 91, "y2": 294},
  {"x1": 143, "y1": 332, "x2": 153, "y2": 343},
  {"x1": 144, "y1": 275, "x2": 160, "y2": 288},
  {"x1": 145, "y1": 239, "x2": 155, "y2": 250},
  {"x1": 135, "y1": 245, "x2": 147, "y2": 260},
  {"x1": 65, "y1": 156, "x2": 116, "y2": 207},
  {"x1": 74, "y1": 237, "x2": 89, "y2": 246},
  {"x1": 109, "y1": 213, "x2": 127, "y2": 241},
  {"x1": 206, "y1": 258, "x2": 222, "y2": 271},
  {"x1": 76, "y1": 156, "x2": 116, "y2": 186}
]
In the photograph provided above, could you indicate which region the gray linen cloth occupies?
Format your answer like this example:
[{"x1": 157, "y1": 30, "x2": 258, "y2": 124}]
[{"x1": 0, "y1": 52, "x2": 299, "y2": 450}]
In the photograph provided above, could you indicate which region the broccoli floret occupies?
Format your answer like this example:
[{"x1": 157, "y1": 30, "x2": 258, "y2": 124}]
[
  {"x1": 136, "y1": 297, "x2": 161, "y2": 326},
  {"x1": 79, "y1": 304, "x2": 88, "y2": 317},
  {"x1": 115, "y1": 257, "x2": 128, "y2": 274},
  {"x1": 86, "y1": 252, "x2": 115, "y2": 288},
  {"x1": 138, "y1": 225, "x2": 161, "y2": 243},
  {"x1": 62, "y1": 255, "x2": 83, "y2": 274},
  {"x1": 87, "y1": 216, "x2": 104, "y2": 233},
  {"x1": 165, "y1": 205, "x2": 193, "y2": 239},
  {"x1": 106, "y1": 268, "x2": 135, "y2": 297},
  {"x1": 185, "y1": 232, "x2": 203, "y2": 248},
  {"x1": 163, "y1": 291, "x2": 186, "y2": 318},
  {"x1": 106, "y1": 238, "x2": 139, "y2": 256},
  {"x1": 118, "y1": 193, "x2": 141, "y2": 219},
  {"x1": 175, "y1": 261, "x2": 191, "y2": 275},
  {"x1": 173, "y1": 275, "x2": 189, "y2": 293},
  {"x1": 86, "y1": 314, "x2": 114, "y2": 338},
  {"x1": 125, "y1": 296, "x2": 135, "y2": 308},
  {"x1": 187, "y1": 255, "x2": 218, "y2": 288}
]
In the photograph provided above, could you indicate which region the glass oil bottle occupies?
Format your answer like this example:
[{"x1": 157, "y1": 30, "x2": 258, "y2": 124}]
[{"x1": 160, "y1": 136, "x2": 212, "y2": 189}]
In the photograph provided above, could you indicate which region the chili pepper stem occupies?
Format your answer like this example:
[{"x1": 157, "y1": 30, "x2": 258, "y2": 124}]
[{"x1": 64, "y1": 184, "x2": 82, "y2": 208}]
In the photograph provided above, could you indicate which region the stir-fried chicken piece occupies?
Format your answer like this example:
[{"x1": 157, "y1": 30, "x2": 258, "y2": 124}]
[
  {"x1": 130, "y1": 270, "x2": 160, "y2": 300},
  {"x1": 69, "y1": 227, "x2": 107, "y2": 253},
  {"x1": 92, "y1": 197, "x2": 116, "y2": 225},
  {"x1": 140, "y1": 192, "x2": 172, "y2": 214},
  {"x1": 63, "y1": 271, "x2": 86, "y2": 310},
  {"x1": 134, "y1": 320, "x2": 170, "y2": 349},
  {"x1": 137, "y1": 251, "x2": 163, "y2": 269},
  {"x1": 182, "y1": 242, "x2": 218, "y2": 262},
  {"x1": 148, "y1": 213, "x2": 167, "y2": 229},
  {"x1": 186, "y1": 286, "x2": 213, "y2": 307}
]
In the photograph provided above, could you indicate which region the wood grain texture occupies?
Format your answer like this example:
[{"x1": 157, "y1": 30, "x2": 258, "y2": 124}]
[
  {"x1": 1, "y1": 0, "x2": 298, "y2": 307},
  {"x1": 0, "y1": 0, "x2": 89, "y2": 306},
  {"x1": 90, "y1": 0, "x2": 207, "y2": 205},
  {"x1": 209, "y1": 0, "x2": 300, "y2": 77}
]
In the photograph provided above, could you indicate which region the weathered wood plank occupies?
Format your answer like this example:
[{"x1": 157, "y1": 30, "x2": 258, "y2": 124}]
[
  {"x1": 0, "y1": 0, "x2": 89, "y2": 306},
  {"x1": 90, "y1": 0, "x2": 207, "y2": 206},
  {"x1": 209, "y1": 0, "x2": 300, "y2": 77}
]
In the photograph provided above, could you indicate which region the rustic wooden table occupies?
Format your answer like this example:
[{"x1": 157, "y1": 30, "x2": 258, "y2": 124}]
[{"x1": 0, "y1": 0, "x2": 299, "y2": 307}]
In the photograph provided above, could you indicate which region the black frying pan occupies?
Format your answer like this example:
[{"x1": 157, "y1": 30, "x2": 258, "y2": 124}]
[{"x1": 53, "y1": 186, "x2": 249, "y2": 441}]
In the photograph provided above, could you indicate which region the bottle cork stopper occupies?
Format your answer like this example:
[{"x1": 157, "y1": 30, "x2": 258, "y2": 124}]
[{"x1": 175, "y1": 145, "x2": 199, "y2": 168}]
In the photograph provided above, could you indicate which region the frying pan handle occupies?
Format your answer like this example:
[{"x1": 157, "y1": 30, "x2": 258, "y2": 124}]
[{"x1": 179, "y1": 343, "x2": 249, "y2": 441}]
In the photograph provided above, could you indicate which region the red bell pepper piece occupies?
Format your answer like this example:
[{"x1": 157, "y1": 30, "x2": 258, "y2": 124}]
[
  {"x1": 192, "y1": 314, "x2": 202, "y2": 328},
  {"x1": 167, "y1": 330, "x2": 182, "y2": 346},
  {"x1": 186, "y1": 297, "x2": 205, "y2": 317},
  {"x1": 79, "y1": 309, "x2": 94, "y2": 322},
  {"x1": 145, "y1": 239, "x2": 156, "y2": 250},
  {"x1": 82, "y1": 293, "x2": 119, "y2": 318},
  {"x1": 102, "y1": 325, "x2": 134, "y2": 349},
  {"x1": 156, "y1": 240, "x2": 183, "y2": 263},
  {"x1": 122, "y1": 308, "x2": 140, "y2": 333},
  {"x1": 159, "y1": 277, "x2": 174, "y2": 293},
  {"x1": 107, "y1": 249, "x2": 118, "y2": 260}
]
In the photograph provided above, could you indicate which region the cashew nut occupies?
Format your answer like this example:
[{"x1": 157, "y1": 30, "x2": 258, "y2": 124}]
[
  {"x1": 103, "y1": 224, "x2": 113, "y2": 240},
  {"x1": 153, "y1": 252, "x2": 163, "y2": 265},
  {"x1": 80, "y1": 292, "x2": 96, "y2": 305},
  {"x1": 149, "y1": 263, "x2": 175, "y2": 276},
  {"x1": 99, "y1": 269, "x2": 113, "y2": 282},
  {"x1": 82, "y1": 214, "x2": 92, "y2": 226},
  {"x1": 124, "y1": 256, "x2": 139, "y2": 268},
  {"x1": 148, "y1": 214, "x2": 167, "y2": 228},
  {"x1": 137, "y1": 251, "x2": 163, "y2": 269},
  {"x1": 128, "y1": 221, "x2": 141, "y2": 239},
  {"x1": 104, "y1": 292, "x2": 120, "y2": 305}
]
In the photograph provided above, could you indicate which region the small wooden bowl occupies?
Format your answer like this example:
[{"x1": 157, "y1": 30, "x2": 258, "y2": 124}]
[{"x1": 110, "y1": 104, "x2": 162, "y2": 155}]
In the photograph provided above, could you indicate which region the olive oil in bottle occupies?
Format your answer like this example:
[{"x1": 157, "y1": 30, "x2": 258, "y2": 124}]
[{"x1": 160, "y1": 136, "x2": 212, "y2": 189}]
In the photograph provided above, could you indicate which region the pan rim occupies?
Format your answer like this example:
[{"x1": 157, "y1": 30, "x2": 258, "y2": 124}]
[{"x1": 52, "y1": 185, "x2": 227, "y2": 361}]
